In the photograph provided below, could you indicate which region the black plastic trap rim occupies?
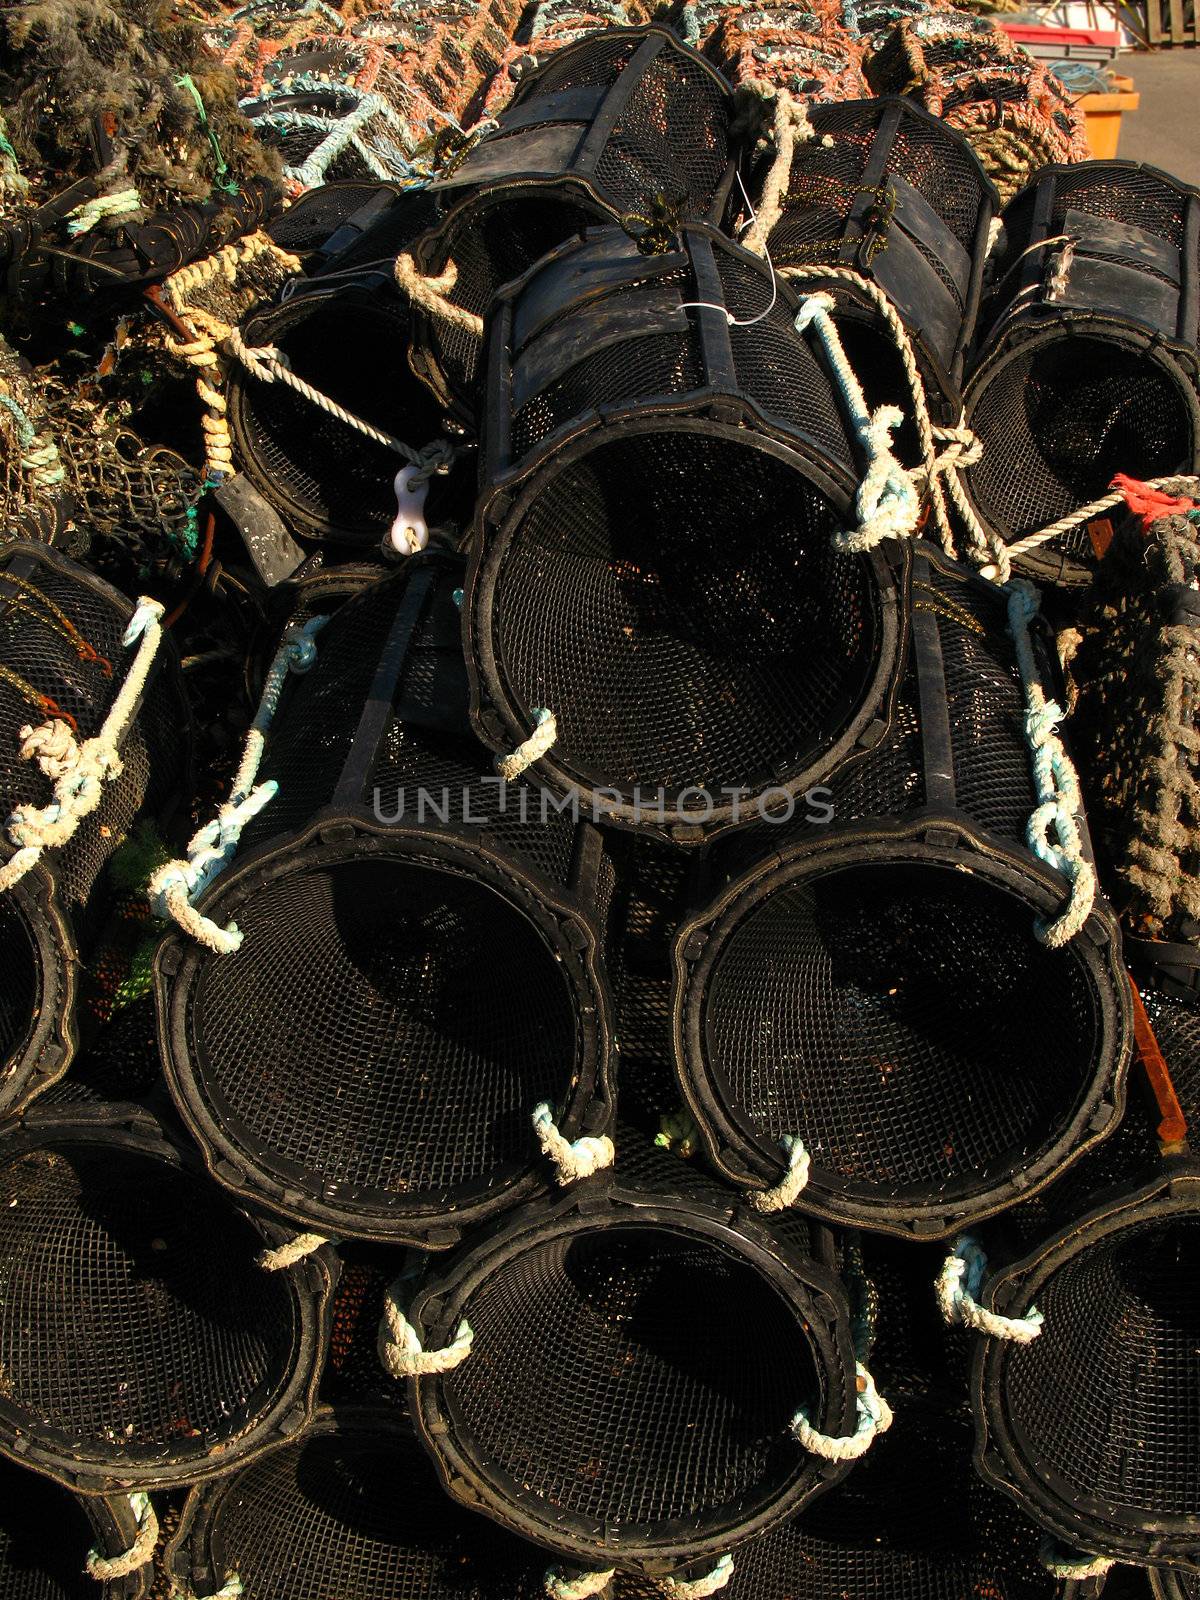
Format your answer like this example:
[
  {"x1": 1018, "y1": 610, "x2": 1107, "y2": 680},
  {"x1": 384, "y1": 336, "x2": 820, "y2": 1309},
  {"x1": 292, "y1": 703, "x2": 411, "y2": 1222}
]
[
  {"x1": 226, "y1": 283, "x2": 450, "y2": 544},
  {"x1": 466, "y1": 222, "x2": 905, "y2": 844},
  {"x1": 973, "y1": 1168, "x2": 1200, "y2": 1569},
  {"x1": 264, "y1": 179, "x2": 407, "y2": 259},
  {"x1": 407, "y1": 1179, "x2": 860, "y2": 1573},
  {"x1": 1154, "y1": 1571, "x2": 1200, "y2": 1600},
  {"x1": 0, "y1": 1453, "x2": 147, "y2": 1600},
  {"x1": 166, "y1": 1406, "x2": 543, "y2": 1600},
  {"x1": 0, "y1": 1106, "x2": 334, "y2": 1494},
  {"x1": 673, "y1": 822, "x2": 1128, "y2": 1240},
  {"x1": 408, "y1": 24, "x2": 736, "y2": 419},
  {"x1": 157, "y1": 819, "x2": 613, "y2": 1247}
]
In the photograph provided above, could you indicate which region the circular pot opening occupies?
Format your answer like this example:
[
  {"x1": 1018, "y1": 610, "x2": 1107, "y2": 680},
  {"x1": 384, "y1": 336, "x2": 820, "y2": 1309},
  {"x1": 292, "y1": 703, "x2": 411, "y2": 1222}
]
[
  {"x1": 230, "y1": 295, "x2": 445, "y2": 541},
  {"x1": 441, "y1": 1222, "x2": 816, "y2": 1544},
  {"x1": 190, "y1": 857, "x2": 580, "y2": 1213},
  {"x1": 1005, "y1": 1216, "x2": 1200, "y2": 1519},
  {"x1": 489, "y1": 429, "x2": 880, "y2": 805},
  {"x1": 700, "y1": 859, "x2": 1102, "y2": 1206},
  {"x1": 0, "y1": 894, "x2": 40, "y2": 1073},
  {"x1": 966, "y1": 333, "x2": 1195, "y2": 544},
  {"x1": 0, "y1": 1142, "x2": 298, "y2": 1463}
]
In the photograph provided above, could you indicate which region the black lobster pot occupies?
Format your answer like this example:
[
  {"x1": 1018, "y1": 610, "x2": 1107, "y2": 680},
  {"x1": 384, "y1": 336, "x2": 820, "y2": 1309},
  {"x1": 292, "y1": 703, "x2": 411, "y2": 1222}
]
[
  {"x1": 156, "y1": 552, "x2": 616, "y2": 1248},
  {"x1": 407, "y1": 25, "x2": 736, "y2": 419},
  {"x1": 672, "y1": 539, "x2": 1131, "y2": 1237},
  {"x1": 1155, "y1": 1576, "x2": 1200, "y2": 1600},
  {"x1": 0, "y1": 542, "x2": 189, "y2": 1116},
  {"x1": 0, "y1": 1105, "x2": 334, "y2": 1494},
  {"x1": 405, "y1": 1135, "x2": 862, "y2": 1575},
  {"x1": 964, "y1": 161, "x2": 1200, "y2": 585},
  {"x1": 754, "y1": 96, "x2": 998, "y2": 403},
  {"x1": 166, "y1": 1407, "x2": 544, "y2": 1600},
  {"x1": 466, "y1": 221, "x2": 903, "y2": 845},
  {"x1": 0, "y1": 1453, "x2": 149, "y2": 1599}
]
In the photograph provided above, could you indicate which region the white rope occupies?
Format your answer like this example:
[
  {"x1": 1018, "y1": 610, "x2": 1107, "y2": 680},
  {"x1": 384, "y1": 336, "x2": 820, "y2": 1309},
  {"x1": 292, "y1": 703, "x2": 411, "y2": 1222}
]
[
  {"x1": 1006, "y1": 580, "x2": 1096, "y2": 946},
  {"x1": 793, "y1": 294, "x2": 921, "y2": 553},
  {"x1": 0, "y1": 598, "x2": 165, "y2": 894},
  {"x1": 496, "y1": 707, "x2": 556, "y2": 780},
  {"x1": 379, "y1": 1283, "x2": 473, "y2": 1378},
  {"x1": 662, "y1": 1555, "x2": 735, "y2": 1596},
  {"x1": 792, "y1": 1361, "x2": 892, "y2": 1461},
  {"x1": 936, "y1": 1234, "x2": 1043, "y2": 1343},
  {"x1": 745, "y1": 1135, "x2": 810, "y2": 1213},
  {"x1": 1039, "y1": 1541, "x2": 1113, "y2": 1580},
  {"x1": 66, "y1": 187, "x2": 143, "y2": 235},
  {"x1": 544, "y1": 1568, "x2": 615, "y2": 1599},
  {"x1": 225, "y1": 327, "x2": 454, "y2": 479},
  {"x1": 257, "y1": 1232, "x2": 331, "y2": 1271},
  {"x1": 394, "y1": 253, "x2": 486, "y2": 337},
  {"x1": 981, "y1": 475, "x2": 1200, "y2": 579},
  {"x1": 86, "y1": 1492, "x2": 157, "y2": 1580},
  {"x1": 174, "y1": 1576, "x2": 243, "y2": 1600},
  {"x1": 533, "y1": 1103, "x2": 615, "y2": 1185},
  {"x1": 742, "y1": 90, "x2": 815, "y2": 255},
  {"x1": 148, "y1": 615, "x2": 328, "y2": 954}
]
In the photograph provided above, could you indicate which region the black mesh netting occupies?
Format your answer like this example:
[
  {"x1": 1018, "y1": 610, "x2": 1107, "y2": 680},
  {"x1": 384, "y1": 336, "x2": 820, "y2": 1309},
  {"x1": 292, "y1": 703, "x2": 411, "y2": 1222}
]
[
  {"x1": 0, "y1": 1130, "x2": 305, "y2": 1480},
  {"x1": 227, "y1": 287, "x2": 450, "y2": 543},
  {"x1": 173, "y1": 1413, "x2": 542, "y2": 1600},
  {"x1": 0, "y1": 1455, "x2": 123, "y2": 1600}
]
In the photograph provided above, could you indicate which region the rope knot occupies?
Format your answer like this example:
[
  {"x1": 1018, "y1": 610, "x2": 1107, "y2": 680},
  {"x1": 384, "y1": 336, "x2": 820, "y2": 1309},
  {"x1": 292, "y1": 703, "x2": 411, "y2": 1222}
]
[{"x1": 792, "y1": 291, "x2": 838, "y2": 332}]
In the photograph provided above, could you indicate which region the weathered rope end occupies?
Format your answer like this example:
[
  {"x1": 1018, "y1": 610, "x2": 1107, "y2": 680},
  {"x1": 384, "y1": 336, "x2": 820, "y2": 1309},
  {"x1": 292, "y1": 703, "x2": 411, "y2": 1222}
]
[{"x1": 257, "y1": 1232, "x2": 331, "y2": 1271}]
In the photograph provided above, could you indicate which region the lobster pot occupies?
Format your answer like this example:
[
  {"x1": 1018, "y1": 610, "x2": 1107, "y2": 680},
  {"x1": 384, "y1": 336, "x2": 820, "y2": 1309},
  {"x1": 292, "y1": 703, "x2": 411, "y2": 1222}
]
[
  {"x1": 672, "y1": 539, "x2": 1130, "y2": 1237},
  {"x1": 0, "y1": 1455, "x2": 148, "y2": 1600},
  {"x1": 225, "y1": 280, "x2": 454, "y2": 543},
  {"x1": 156, "y1": 553, "x2": 616, "y2": 1248},
  {"x1": 964, "y1": 166, "x2": 1200, "y2": 585},
  {"x1": 0, "y1": 542, "x2": 188, "y2": 1115},
  {"x1": 0, "y1": 1107, "x2": 333, "y2": 1493},
  {"x1": 752, "y1": 97, "x2": 997, "y2": 401},
  {"x1": 704, "y1": 1, "x2": 869, "y2": 105},
  {"x1": 971, "y1": 1162, "x2": 1200, "y2": 1571},
  {"x1": 167, "y1": 1408, "x2": 545, "y2": 1600},
  {"x1": 407, "y1": 25, "x2": 735, "y2": 418},
  {"x1": 476, "y1": 0, "x2": 639, "y2": 119},
  {"x1": 405, "y1": 1143, "x2": 861, "y2": 1574},
  {"x1": 265, "y1": 179, "x2": 413, "y2": 261},
  {"x1": 467, "y1": 222, "x2": 902, "y2": 844}
]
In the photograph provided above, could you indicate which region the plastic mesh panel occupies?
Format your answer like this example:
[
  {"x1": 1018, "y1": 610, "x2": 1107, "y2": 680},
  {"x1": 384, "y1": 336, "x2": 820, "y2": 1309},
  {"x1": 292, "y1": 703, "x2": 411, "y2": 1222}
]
[
  {"x1": 966, "y1": 333, "x2": 1195, "y2": 543},
  {"x1": 267, "y1": 182, "x2": 402, "y2": 255},
  {"x1": 0, "y1": 1456, "x2": 101, "y2": 1600},
  {"x1": 229, "y1": 292, "x2": 447, "y2": 541},
  {"x1": 189, "y1": 856, "x2": 579, "y2": 1204},
  {"x1": 0, "y1": 1140, "x2": 299, "y2": 1460},
  {"x1": 703, "y1": 860, "x2": 1102, "y2": 1199},
  {"x1": 490, "y1": 431, "x2": 876, "y2": 797},
  {"x1": 442, "y1": 1223, "x2": 813, "y2": 1533},
  {"x1": 0, "y1": 898, "x2": 38, "y2": 1068},
  {"x1": 1004, "y1": 1216, "x2": 1200, "y2": 1519}
]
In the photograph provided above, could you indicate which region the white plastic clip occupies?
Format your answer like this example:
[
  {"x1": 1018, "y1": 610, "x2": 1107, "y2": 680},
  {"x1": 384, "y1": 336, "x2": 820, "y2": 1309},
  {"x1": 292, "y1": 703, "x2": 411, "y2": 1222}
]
[{"x1": 388, "y1": 465, "x2": 430, "y2": 556}]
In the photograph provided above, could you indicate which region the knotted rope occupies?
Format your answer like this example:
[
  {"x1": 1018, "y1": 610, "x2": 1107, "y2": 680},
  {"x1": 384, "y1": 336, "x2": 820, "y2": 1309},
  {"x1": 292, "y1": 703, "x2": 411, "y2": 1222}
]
[
  {"x1": 663, "y1": 1556, "x2": 735, "y2": 1596},
  {"x1": 533, "y1": 1103, "x2": 615, "y2": 1185},
  {"x1": 936, "y1": 1234, "x2": 1043, "y2": 1343},
  {"x1": 378, "y1": 1284, "x2": 473, "y2": 1378},
  {"x1": 496, "y1": 707, "x2": 557, "y2": 780},
  {"x1": 147, "y1": 615, "x2": 327, "y2": 954},
  {"x1": 86, "y1": 1492, "x2": 157, "y2": 1580},
  {"x1": 1039, "y1": 1541, "x2": 1113, "y2": 1580},
  {"x1": 793, "y1": 293, "x2": 920, "y2": 553},
  {"x1": 257, "y1": 1231, "x2": 331, "y2": 1270},
  {"x1": 0, "y1": 393, "x2": 66, "y2": 492},
  {"x1": 792, "y1": 1361, "x2": 892, "y2": 1461},
  {"x1": 394, "y1": 254, "x2": 485, "y2": 337},
  {"x1": 741, "y1": 89, "x2": 816, "y2": 255},
  {"x1": 0, "y1": 599, "x2": 165, "y2": 894},
  {"x1": 545, "y1": 1569, "x2": 614, "y2": 1599},
  {"x1": 745, "y1": 1134, "x2": 810, "y2": 1213},
  {"x1": 1007, "y1": 580, "x2": 1096, "y2": 946}
]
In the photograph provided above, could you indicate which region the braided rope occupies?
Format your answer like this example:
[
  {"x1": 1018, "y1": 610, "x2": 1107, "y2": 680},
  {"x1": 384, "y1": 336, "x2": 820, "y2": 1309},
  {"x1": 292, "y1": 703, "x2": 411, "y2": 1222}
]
[
  {"x1": 66, "y1": 188, "x2": 143, "y2": 236},
  {"x1": 545, "y1": 1569, "x2": 615, "y2": 1599},
  {"x1": 86, "y1": 1493, "x2": 158, "y2": 1580},
  {"x1": 175, "y1": 1576, "x2": 243, "y2": 1600},
  {"x1": 745, "y1": 1134, "x2": 810, "y2": 1213},
  {"x1": 742, "y1": 90, "x2": 815, "y2": 255},
  {"x1": 983, "y1": 475, "x2": 1200, "y2": 579},
  {"x1": 0, "y1": 393, "x2": 66, "y2": 491},
  {"x1": 257, "y1": 1231, "x2": 331, "y2": 1270},
  {"x1": 936, "y1": 1234, "x2": 1044, "y2": 1343},
  {"x1": 496, "y1": 707, "x2": 556, "y2": 780},
  {"x1": 533, "y1": 1103, "x2": 615, "y2": 1185},
  {"x1": 379, "y1": 1285, "x2": 473, "y2": 1378},
  {"x1": 0, "y1": 600, "x2": 165, "y2": 894},
  {"x1": 394, "y1": 253, "x2": 486, "y2": 336},
  {"x1": 662, "y1": 1556, "x2": 735, "y2": 1596},
  {"x1": 148, "y1": 615, "x2": 327, "y2": 954},
  {"x1": 1007, "y1": 580, "x2": 1097, "y2": 946},
  {"x1": 792, "y1": 1360, "x2": 892, "y2": 1461},
  {"x1": 1039, "y1": 1541, "x2": 1113, "y2": 1580}
]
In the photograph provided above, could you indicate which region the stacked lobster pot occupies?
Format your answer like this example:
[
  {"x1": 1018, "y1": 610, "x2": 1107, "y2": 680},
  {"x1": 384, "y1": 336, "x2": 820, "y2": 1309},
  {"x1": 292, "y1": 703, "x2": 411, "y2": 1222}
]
[
  {"x1": 703, "y1": 1, "x2": 869, "y2": 104},
  {"x1": 476, "y1": 0, "x2": 641, "y2": 118}
]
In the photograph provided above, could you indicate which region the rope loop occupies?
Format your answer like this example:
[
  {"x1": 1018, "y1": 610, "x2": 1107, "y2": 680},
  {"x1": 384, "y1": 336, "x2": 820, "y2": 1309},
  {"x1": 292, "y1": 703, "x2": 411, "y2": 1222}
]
[
  {"x1": 1039, "y1": 1540, "x2": 1113, "y2": 1580},
  {"x1": 936, "y1": 1233, "x2": 1044, "y2": 1343},
  {"x1": 257, "y1": 1231, "x2": 332, "y2": 1271},
  {"x1": 745, "y1": 1134, "x2": 810, "y2": 1213},
  {"x1": 394, "y1": 252, "x2": 485, "y2": 337},
  {"x1": 86, "y1": 1492, "x2": 158, "y2": 1580},
  {"x1": 379, "y1": 1284, "x2": 473, "y2": 1378},
  {"x1": 496, "y1": 707, "x2": 556, "y2": 780},
  {"x1": 792, "y1": 1360, "x2": 892, "y2": 1461},
  {"x1": 533, "y1": 1103, "x2": 615, "y2": 1186},
  {"x1": 544, "y1": 1569, "x2": 615, "y2": 1599},
  {"x1": 662, "y1": 1555, "x2": 735, "y2": 1596}
]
